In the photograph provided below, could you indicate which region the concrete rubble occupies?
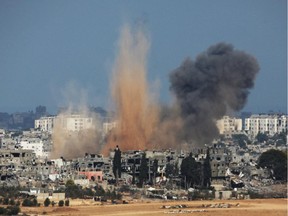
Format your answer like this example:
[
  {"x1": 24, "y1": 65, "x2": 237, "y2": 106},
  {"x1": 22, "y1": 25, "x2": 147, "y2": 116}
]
[{"x1": 0, "y1": 128, "x2": 286, "y2": 202}]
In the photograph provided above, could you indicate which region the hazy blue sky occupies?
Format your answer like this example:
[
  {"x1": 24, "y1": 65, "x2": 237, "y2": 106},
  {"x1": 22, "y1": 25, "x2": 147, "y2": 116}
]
[{"x1": 0, "y1": 0, "x2": 286, "y2": 114}]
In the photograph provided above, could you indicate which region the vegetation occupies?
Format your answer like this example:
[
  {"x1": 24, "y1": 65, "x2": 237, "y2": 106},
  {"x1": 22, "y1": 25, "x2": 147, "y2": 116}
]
[
  {"x1": 44, "y1": 198, "x2": 51, "y2": 207},
  {"x1": 0, "y1": 205, "x2": 20, "y2": 215},
  {"x1": 248, "y1": 190, "x2": 265, "y2": 199},
  {"x1": 0, "y1": 186, "x2": 24, "y2": 200},
  {"x1": 58, "y1": 200, "x2": 64, "y2": 207},
  {"x1": 258, "y1": 149, "x2": 287, "y2": 181},
  {"x1": 94, "y1": 184, "x2": 106, "y2": 197},
  {"x1": 203, "y1": 148, "x2": 212, "y2": 188},
  {"x1": 138, "y1": 152, "x2": 149, "y2": 187},
  {"x1": 152, "y1": 159, "x2": 159, "y2": 184},
  {"x1": 51, "y1": 201, "x2": 56, "y2": 207},
  {"x1": 232, "y1": 134, "x2": 250, "y2": 148},
  {"x1": 165, "y1": 161, "x2": 179, "y2": 178},
  {"x1": 256, "y1": 132, "x2": 269, "y2": 143},
  {"x1": 188, "y1": 189, "x2": 215, "y2": 200},
  {"x1": 3, "y1": 197, "x2": 9, "y2": 205},
  {"x1": 22, "y1": 198, "x2": 38, "y2": 207},
  {"x1": 65, "y1": 199, "x2": 70, "y2": 206},
  {"x1": 181, "y1": 153, "x2": 201, "y2": 188},
  {"x1": 113, "y1": 145, "x2": 122, "y2": 182},
  {"x1": 65, "y1": 179, "x2": 91, "y2": 199},
  {"x1": 272, "y1": 132, "x2": 287, "y2": 145}
]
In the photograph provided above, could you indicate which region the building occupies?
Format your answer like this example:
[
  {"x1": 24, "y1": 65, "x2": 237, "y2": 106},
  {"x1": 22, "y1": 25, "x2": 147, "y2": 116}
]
[
  {"x1": 19, "y1": 138, "x2": 49, "y2": 158},
  {"x1": 217, "y1": 116, "x2": 242, "y2": 135},
  {"x1": 55, "y1": 113, "x2": 101, "y2": 132},
  {"x1": 245, "y1": 114, "x2": 287, "y2": 137},
  {"x1": 35, "y1": 116, "x2": 56, "y2": 133},
  {"x1": 209, "y1": 143, "x2": 232, "y2": 179},
  {"x1": 103, "y1": 121, "x2": 117, "y2": 135}
]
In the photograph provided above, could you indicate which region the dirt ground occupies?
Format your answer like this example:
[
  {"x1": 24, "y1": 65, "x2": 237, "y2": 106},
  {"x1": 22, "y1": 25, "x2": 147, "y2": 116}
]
[{"x1": 21, "y1": 198, "x2": 287, "y2": 216}]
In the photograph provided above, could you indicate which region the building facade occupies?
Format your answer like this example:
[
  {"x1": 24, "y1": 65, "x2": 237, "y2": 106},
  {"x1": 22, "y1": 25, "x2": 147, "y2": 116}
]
[
  {"x1": 35, "y1": 116, "x2": 56, "y2": 133},
  {"x1": 55, "y1": 114, "x2": 100, "y2": 132},
  {"x1": 216, "y1": 116, "x2": 242, "y2": 135},
  {"x1": 245, "y1": 114, "x2": 287, "y2": 137}
]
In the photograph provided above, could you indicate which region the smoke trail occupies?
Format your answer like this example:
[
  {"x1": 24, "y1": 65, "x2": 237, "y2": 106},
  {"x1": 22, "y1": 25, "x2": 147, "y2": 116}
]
[
  {"x1": 170, "y1": 43, "x2": 259, "y2": 145},
  {"x1": 101, "y1": 25, "x2": 159, "y2": 154},
  {"x1": 50, "y1": 82, "x2": 103, "y2": 159}
]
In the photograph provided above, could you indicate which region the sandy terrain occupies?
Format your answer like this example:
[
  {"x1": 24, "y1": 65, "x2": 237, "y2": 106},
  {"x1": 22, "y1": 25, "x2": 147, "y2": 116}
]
[{"x1": 21, "y1": 199, "x2": 287, "y2": 216}]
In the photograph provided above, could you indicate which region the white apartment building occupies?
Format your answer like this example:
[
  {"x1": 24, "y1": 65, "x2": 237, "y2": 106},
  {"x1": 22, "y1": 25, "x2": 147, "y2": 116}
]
[
  {"x1": 245, "y1": 114, "x2": 287, "y2": 137},
  {"x1": 103, "y1": 121, "x2": 118, "y2": 135},
  {"x1": 35, "y1": 116, "x2": 56, "y2": 133},
  {"x1": 55, "y1": 114, "x2": 100, "y2": 132},
  {"x1": 20, "y1": 138, "x2": 49, "y2": 158},
  {"x1": 216, "y1": 116, "x2": 242, "y2": 134}
]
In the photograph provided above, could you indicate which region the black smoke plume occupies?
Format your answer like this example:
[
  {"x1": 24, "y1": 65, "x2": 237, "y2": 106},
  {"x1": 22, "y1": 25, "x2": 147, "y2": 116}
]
[{"x1": 169, "y1": 43, "x2": 259, "y2": 145}]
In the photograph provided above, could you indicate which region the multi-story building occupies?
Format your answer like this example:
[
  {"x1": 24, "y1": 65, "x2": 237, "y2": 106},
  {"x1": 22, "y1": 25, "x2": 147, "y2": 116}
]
[
  {"x1": 103, "y1": 121, "x2": 118, "y2": 135},
  {"x1": 209, "y1": 143, "x2": 232, "y2": 179},
  {"x1": 54, "y1": 113, "x2": 102, "y2": 132},
  {"x1": 245, "y1": 114, "x2": 287, "y2": 137},
  {"x1": 20, "y1": 138, "x2": 49, "y2": 159},
  {"x1": 216, "y1": 116, "x2": 242, "y2": 135},
  {"x1": 35, "y1": 116, "x2": 56, "y2": 133}
]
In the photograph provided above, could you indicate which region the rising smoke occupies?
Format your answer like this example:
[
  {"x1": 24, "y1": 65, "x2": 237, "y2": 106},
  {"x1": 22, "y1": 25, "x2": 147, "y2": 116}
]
[
  {"x1": 170, "y1": 43, "x2": 260, "y2": 145},
  {"x1": 52, "y1": 28, "x2": 260, "y2": 157},
  {"x1": 50, "y1": 82, "x2": 103, "y2": 159},
  {"x1": 101, "y1": 25, "x2": 159, "y2": 154}
]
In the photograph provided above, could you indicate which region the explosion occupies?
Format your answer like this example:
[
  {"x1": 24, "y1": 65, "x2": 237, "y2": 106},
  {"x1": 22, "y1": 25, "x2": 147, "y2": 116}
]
[
  {"x1": 170, "y1": 43, "x2": 260, "y2": 145},
  {"x1": 50, "y1": 82, "x2": 103, "y2": 159},
  {"x1": 101, "y1": 25, "x2": 159, "y2": 154},
  {"x1": 51, "y1": 25, "x2": 260, "y2": 157}
]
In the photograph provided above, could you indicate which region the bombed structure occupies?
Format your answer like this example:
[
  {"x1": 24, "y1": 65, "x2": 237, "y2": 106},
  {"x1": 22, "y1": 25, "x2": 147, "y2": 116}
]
[{"x1": 0, "y1": 25, "x2": 286, "y2": 202}]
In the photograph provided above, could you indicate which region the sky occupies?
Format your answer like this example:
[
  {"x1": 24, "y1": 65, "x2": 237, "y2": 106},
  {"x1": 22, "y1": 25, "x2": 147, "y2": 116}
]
[{"x1": 0, "y1": 0, "x2": 287, "y2": 114}]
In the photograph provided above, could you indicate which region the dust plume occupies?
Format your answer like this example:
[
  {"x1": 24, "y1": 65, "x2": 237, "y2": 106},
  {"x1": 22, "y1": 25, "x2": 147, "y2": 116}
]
[
  {"x1": 101, "y1": 25, "x2": 159, "y2": 154},
  {"x1": 50, "y1": 82, "x2": 103, "y2": 159},
  {"x1": 170, "y1": 43, "x2": 260, "y2": 145}
]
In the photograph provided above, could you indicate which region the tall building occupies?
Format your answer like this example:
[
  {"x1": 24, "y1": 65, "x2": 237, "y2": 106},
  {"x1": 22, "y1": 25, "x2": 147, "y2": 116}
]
[
  {"x1": 35, "y1": 116, "x2": 56, "y2": 133},
  {"x1": 216, "y1": 116, "x2": 242, "y2": 135},
  {"x1": 245, "y1": 114, "x2": 287, "y2": 137},
  {"x1": 55, "y1": 113, "x2": 101, "y2": 132},
  {"x1": 20, "y1": 138, "x2": 48, "y2": 158}
]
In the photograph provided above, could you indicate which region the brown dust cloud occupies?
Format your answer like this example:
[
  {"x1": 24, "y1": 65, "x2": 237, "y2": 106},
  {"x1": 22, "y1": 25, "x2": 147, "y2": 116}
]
[
  {"x1": 101, "y1": 25, "x2": 160, "y2": 155},
  {"x1": 51, "y1": 24, "x2": 259, "y2": 158}
]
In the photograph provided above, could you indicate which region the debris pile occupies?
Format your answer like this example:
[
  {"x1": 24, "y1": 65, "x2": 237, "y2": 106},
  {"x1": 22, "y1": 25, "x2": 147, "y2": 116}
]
[
  {"x1": 201, "y1": 203, "x2": 240, "y2": 208},
  {"x1": 164, "y1": 209, "x2": 208, "y2": 214}
]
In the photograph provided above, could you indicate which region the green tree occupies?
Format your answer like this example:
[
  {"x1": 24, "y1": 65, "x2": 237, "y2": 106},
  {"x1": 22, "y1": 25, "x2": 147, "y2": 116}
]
[
  {"x1": 58, "y1": 200, "x2": 64, "y2": 207},
  {"x1": 152, "y1": 159, "x2": 158, "y2": 185},
  {"x1": 256, "y1": 132, "x2": 269, "y2": 143},
  {"x1": 22, "y1": 198, "x2": 32, "y2": 207},
  {"x1": 138, "y1": 152, "x2": 149, "y2": 187},
  {"x1": 51, "y1": 201, "x2": 56, "y2": 207},
  {"x1": 181, "y1": 153, "x2": 201, "y2": 188},
  {"x1": 113, "y1": 145, "x2": 122, "y2": 182},
  {"x1": 3, "y1": 197, "x2": 9, "y2": 205},
  {"x1": 132, "y1": 160, "x2": 136, "y2": 185},
  {"x1": 94, "y1": 185, "x2": 105, "y2": 196},
  {"x1": 258, "y1": 149, "x2": 287, "y2": 181},
  {"x1": 6, "y1": 205, "x2": 20, "y2": 215},
  {"x1": 165, "y1": 163, "x2": 174, "y2": 178},
  {"x1": 203, "y1": 148, "x2": 212, "y2": 188},
  {"x1": 232, "y1": 134, "x2": 249, "y2": 148},
  {"x1": 65, "y1": 179, "x2": 75, "y2": 187},
  {"x1": 65, "y1": 180, "x2": 84, "y2": 199},
  {"x1": 44, "y1": 198, "x2": 51, "y2": 207},
  {"x1": 8, "y1": 199, "x2": 15, "y2": 206},
  {"x1": 65, "y1": 199, "x2": 70, "y2": 206},
  {"x1": 0, "y1": 207, "x2": 6, "y2": 215},
  {"x1": 272, "y1": 132, "x2": 287, "y2": 146},
  {"x1": 32, "y1": 198, "x2": 38, "y2": 207}
]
